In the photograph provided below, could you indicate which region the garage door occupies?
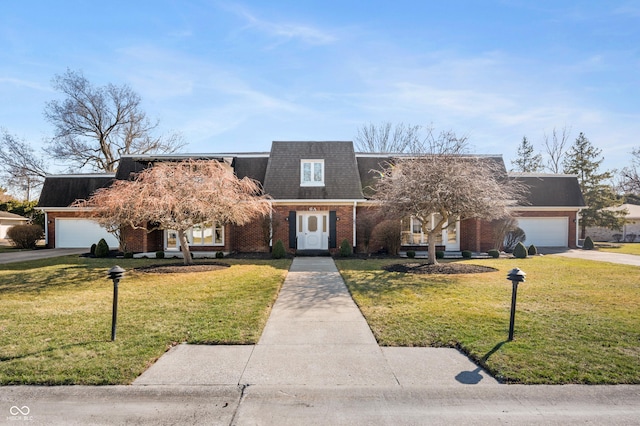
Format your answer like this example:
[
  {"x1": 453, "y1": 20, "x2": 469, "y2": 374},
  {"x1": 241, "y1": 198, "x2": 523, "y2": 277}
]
[
  {"x1": 55, "y1": 219, "x2": 119, "y2": 248},
  {"x1": 516, "y1": 217, "x2": 568, "y2": 247}
]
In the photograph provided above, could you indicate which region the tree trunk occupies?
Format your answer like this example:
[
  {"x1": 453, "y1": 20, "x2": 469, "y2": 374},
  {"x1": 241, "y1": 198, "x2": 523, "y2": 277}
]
[
  {"x1": 427, "y1": 230, "x2": 438, "y2": 265},
  {"x1": 177, "y1": 229, "x2": 193, "y2": 265},
  {"x1": 424, "y1": 214, "x2": 448, "y2": 265}
]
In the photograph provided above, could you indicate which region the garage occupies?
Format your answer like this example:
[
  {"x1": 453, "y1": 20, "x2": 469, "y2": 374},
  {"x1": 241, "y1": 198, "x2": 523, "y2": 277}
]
[
  {"x1": 55, "y1": 219, "x2": 119, "y2": 248},
  {"x1": 516, "y1": 217, "x2": 569, "y2": 247}
]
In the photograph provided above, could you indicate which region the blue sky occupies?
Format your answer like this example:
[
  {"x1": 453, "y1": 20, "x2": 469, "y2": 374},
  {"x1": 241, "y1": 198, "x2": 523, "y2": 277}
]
[{"x1": 1, "y1": 0, "x2": 639, "y2": 173}]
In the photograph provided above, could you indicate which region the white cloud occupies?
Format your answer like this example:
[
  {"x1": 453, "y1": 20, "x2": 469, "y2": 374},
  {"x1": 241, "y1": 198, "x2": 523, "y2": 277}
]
[{"x1": 220, "y1": 2, "x2": 338, "y2": 46}]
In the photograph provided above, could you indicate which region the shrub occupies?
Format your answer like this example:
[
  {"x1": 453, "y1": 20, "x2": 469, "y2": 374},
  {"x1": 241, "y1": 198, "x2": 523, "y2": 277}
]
[
  {"x1": 527, "y1": 244, "x2": 538, "y2": 256},
  {"x1": 95, "y1": 238, "x2": 110, "y2": 258},
  {"x1": 339, "y1": 239, "x2": 352, "y2": 257},
  {"x1": 155, "y1": 251, "x2": 165, "y2": 259},
  {"x1": 215, "y1": 251, "x2": 224, "y2": 259},
  {"x1": 436, "y1": 250, "x2": 444, "y2": 259},
  {"x1": 6, "y1": 224, "x2": 43, "y2": 249},
  {"x1": 504, "y1": 227, "x2": 526, "y2": 253},
  {"x1": 272, "y1": 240, "x2": 286, "y2": 259},
  {"x1": 488, "y1": 249, "x2": 500, "y2": 258},
  {"x1": 513, "y1": 242, "x2": 528, "y2": 259},
  {"x1": 612, "y1": 234, "x2": 623, "y2": 243},
  {"x1": 625, "y1": 233, "x2": 636, "y2": 243},
  {"x1": 462, "y1": 250, "x2": 472, "y2": 259},
  {"x1": 90, "y1": 243, "x2": 97, "y2": 256},
  {"x1": 406, "y1": 250, "x2": 416, "y2": 259},
  {"x1": 123, "y1": 252, "x2": 134, "y2": 259},
  {"x1": 370, "y1": 220, "x2": 401, "y2": 256},
  {"x1": 583, "y1": 236, "x2": 595, "y2": 250}
]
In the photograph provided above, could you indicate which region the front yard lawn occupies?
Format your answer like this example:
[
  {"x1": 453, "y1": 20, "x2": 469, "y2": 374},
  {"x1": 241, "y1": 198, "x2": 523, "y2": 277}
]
[
  {"x1": 0, "y1": 256, "x2": 290, "y2": 385},
  {"x1": 599, "y1": 243, "x2": 640, "y2": 256},
  {"x1": 337, "y1": 256, "x2": 640, "y2": 384}
]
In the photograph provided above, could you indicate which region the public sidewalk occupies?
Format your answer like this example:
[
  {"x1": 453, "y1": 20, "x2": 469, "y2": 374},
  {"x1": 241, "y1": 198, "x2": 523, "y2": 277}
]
[{"x1": 134, "y1": 257, "x2": 495, "y2": 387}]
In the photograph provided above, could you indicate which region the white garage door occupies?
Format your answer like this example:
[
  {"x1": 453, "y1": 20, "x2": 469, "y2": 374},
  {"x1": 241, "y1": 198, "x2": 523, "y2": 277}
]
[
  {"x1": 516, "y1": 217, "x2": 569, "y2": 247},
  {"x1": 55, "y1": 219, "x2": 119, "y2": 248}
]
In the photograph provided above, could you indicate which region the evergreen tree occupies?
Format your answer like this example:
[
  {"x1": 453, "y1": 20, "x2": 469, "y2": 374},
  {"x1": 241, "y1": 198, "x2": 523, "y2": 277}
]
[
  {"x1": 563, "y1": 132, "x2": 626, "y2": 238},
  {"x1": 511, "y1": 136, "x2": 544, "y2": 172}
]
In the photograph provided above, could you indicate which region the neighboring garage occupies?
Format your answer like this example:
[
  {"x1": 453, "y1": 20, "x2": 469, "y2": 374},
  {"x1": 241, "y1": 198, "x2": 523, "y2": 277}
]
[
  {"x1": 516, "y1": 217, "x2": 569, "y2": 247},
  {"x1": 55, "y1": 218, "x2": 119, "y2": 248}
]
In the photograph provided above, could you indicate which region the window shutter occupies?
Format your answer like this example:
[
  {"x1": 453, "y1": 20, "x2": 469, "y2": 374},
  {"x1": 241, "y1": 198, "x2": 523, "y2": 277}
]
[
  {"x1": 329, "y1": 211, "x2": 337, "y2": 249},
  {"x1": 288, "y1": 211, "x2": 297, "y2": 249}
]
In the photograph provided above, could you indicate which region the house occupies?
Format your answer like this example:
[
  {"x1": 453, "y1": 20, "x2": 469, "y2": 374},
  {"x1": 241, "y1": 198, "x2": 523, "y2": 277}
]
[
  {"x1": 586, "y1": 204, "x2": 640, "y2": 242},
  {"x1": 37, "y1": 141, "x2": 585, "y2": 253},
  {"x1": 0, "y1": 211, "x2": 29, "y2": 242}
]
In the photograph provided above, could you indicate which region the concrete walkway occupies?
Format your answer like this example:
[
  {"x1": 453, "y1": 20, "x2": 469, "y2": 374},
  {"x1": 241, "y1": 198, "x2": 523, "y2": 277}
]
[{"x1": 134, "y1": 257, "x2": 495, "y2": 387}]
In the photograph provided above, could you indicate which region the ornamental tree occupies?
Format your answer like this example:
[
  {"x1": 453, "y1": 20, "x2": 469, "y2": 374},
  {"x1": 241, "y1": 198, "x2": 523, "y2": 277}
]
[
  {"x1": 78, "y1": 159, "x2": 271, "y2": 264},
  {"x1": 372, "y1": 132, "x2": 524, "y2": 264}
]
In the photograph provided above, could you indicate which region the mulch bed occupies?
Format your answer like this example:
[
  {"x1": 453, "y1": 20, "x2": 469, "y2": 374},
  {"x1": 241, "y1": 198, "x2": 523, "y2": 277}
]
[
  {"x1": 383, "y1": 262, "x2": 498, "y2": 274},
  {"x1": 135, "y1": 262, "x2": 230, "y2": 274}
]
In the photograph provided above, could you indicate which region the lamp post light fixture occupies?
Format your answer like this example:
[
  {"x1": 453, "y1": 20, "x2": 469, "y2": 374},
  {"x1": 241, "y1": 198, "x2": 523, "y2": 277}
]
[
  {"x1": 107, "y1": 265, "x2": 125, "y2": 341},
  {"x1": 506, "y1": 267, "x2": 526, "y2": 341}
]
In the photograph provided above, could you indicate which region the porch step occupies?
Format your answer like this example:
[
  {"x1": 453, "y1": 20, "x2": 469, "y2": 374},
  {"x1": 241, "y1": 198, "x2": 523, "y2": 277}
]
[{"x1": 296, "y1": 249, "x2": 331, "y2": 257}]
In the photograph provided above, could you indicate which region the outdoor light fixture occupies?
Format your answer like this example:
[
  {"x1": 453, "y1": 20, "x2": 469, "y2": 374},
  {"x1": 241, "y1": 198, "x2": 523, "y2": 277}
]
[
  {"x1": 107, "y1": 265, "x2": 125, "y2": 341},
  {"x1": 506, "y1": 267, "x2": 526, "y2": 341}
]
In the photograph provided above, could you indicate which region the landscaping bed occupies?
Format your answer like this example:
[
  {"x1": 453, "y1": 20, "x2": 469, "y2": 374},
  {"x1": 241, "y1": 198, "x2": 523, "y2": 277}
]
[{"x1": 383, "y1": 262, "x2": 497, "y2": 274}]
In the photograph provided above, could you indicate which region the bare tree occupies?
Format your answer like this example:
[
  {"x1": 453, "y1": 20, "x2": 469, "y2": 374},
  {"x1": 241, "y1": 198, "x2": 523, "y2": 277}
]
[
  {"x1": 44, "y1": 69, "x2": 184, "y2": 173},
  {"x1": 372, "y1": 133, "x2": 524, "y2": 264},
  {"x1": 77, "y1": 159, "x2": 271, "y2": 264},
  {"x1": 543, "y1": 126, "x2": 571, "y2": 173},
  {"x1": 355, "y1": 122, "x2": 422, "y2": 153},
  {"x1": 620, "y1": 148, "x2": 640, "y2": 195},
  {"x1": 0, "y1": 129, "x2": 48, "y2": 200}
]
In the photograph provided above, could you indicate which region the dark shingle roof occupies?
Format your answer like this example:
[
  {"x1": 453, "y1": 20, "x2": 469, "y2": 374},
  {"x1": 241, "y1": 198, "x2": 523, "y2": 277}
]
[
  {"x1": 37, "y1": 175, "x2": 115, "y2": 208},
  {"x1": 263, "y1": 142, "x2": 364, "y2": 199},
  {"x1": 232, "y1": 157, "x2": 269, "y2": 185},
  {"x1": 512, "y1": 174, "x2": 586, "y2": 207},
  {"x1": 115, "y1": 157, "x2": 152, "y2": 180},
  {"x1": 355, "y1": 154, "x2": 508, "y2": 199}
]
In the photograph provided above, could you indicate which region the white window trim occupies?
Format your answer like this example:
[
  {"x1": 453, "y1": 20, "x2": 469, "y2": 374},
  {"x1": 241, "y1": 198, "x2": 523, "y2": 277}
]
[
  {"x1": 165, "y1": 223, "x2": 225, "y2": 250},
  {"x1": 300, "y1": 159, "x2": 325, "y2": 187}
]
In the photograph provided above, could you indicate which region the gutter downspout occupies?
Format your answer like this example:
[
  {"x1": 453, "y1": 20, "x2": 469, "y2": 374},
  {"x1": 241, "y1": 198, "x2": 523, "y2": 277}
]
[
  {"x1": 353, "y1": 201, "x2": 357, "y2": 251},
  {"x1": 269, "y1": 201, "x2": 273, "y2": 248},
  {"x1": 576, "y1": 208, "x2": 582, "y2": 248}
]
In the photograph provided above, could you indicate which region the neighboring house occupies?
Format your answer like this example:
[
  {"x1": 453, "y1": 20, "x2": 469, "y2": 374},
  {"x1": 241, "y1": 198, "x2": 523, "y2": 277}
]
[
  {"x1": 0, "y1": 211, "x2": 29, "y2": 242},
  {"x1": 37, "y1": 141, "x2": 585, "y2": 252},
  {"x1": 586, "y1": 204, "x2": 640, "y2": 242}
]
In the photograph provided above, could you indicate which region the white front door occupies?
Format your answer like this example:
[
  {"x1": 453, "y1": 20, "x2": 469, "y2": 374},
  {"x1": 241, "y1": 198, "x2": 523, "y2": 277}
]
[{"x1": 298, "y1": 212, "x2": 328, "y2": 250}]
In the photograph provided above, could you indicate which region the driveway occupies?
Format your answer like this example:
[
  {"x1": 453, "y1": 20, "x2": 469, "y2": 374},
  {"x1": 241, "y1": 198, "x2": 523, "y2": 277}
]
[
  {"x1": 0, "y1": 248, "x2": 86, "y2": 265},
  {"x1": 550, "y1": 248, "x2": 640, "y2": 267}
]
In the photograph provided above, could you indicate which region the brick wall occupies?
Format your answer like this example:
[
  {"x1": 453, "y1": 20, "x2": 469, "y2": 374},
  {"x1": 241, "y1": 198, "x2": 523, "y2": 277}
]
[{"x1": 459, "y1": 218, "x2": 495, "y2": 252}]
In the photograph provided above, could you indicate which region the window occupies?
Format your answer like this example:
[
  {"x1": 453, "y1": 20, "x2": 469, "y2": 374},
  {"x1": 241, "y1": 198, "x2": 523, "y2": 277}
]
[
  {"x1": 301, "y1": 160, "x2": 324, "y2": 186},
  {"x1": 189, "y1": 222, "x2": 224, "y2": 246},
  {"x1": 400, "y1": 215, "x2": 458, "y2": 247}
]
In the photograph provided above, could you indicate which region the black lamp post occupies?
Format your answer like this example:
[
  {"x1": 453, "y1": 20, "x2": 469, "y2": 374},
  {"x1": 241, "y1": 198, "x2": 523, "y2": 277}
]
[
  {"x1": 507, "y1": 267, "x2": 526, "y2": 341},
  {"x1": 107, "y1": 265, "x2": 125, "y2": 341}
]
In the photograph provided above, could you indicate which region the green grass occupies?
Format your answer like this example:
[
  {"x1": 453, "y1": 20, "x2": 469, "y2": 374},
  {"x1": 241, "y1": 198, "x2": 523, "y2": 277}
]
[
  {"x1": 0, "y1": 256, "x2": 290, "y2": 385},
  {"x1": 337, "y1": 257, "x2": 640, "y2": 384},
  {"x1": 599, "y1": 243, "x2": 640, "y2": 256}
]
